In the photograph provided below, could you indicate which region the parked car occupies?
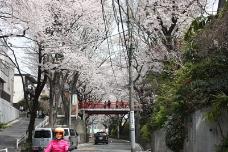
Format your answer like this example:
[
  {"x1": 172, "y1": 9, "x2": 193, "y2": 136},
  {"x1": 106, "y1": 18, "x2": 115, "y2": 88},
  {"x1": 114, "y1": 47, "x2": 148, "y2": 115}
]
[
  {"x1": 32, "y1": 128, "x2": 54, "y2": 152},
  {"x1": 94, "y1": 132, "x2": 108, "y2": 144},
  {"x1": 63, "y1": 128, "x2": 79, "y2": 149},
  {"x1": 69, "y1": 128, "x2": 79, "y2": 148}
]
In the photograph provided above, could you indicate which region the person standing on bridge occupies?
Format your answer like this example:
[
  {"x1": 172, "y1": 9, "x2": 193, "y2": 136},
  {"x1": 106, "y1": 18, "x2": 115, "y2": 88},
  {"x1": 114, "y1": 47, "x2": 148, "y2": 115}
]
[
  {"x1": 44, "y1": 128, "x2": 70, "y2": 152},
  {"x1": 104, "y1": 101, "x2": 107, "y2": 109},
  {"x1": 121, "y1": 100, "x2": 124, "y2": 108},
  {"x1": 116, "y1": 100, "x2": 119, "y2": 108},
  {"x1": 107, "y1": 100, "x2": 111, "y2": 108}
]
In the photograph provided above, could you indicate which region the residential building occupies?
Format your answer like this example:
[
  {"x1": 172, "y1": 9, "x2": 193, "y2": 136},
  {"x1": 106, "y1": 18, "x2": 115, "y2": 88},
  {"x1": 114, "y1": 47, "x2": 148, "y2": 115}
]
[
  {"x1": 13, "y1": 74, "x2": 36, "y2": 103},
  {"x1": 0, "y1": 54, "x2": 19, "y2": 123},
  {"x1": 0, "y1": 57, "x2": 14, "y2": 103}
]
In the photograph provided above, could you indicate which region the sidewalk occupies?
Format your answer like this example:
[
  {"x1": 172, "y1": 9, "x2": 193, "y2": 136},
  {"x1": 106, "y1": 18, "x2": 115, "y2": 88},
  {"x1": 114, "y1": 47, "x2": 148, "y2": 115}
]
[
  {"x1": 114, "y1": 139, "x2": 144, "y2": 151},
  {"x1": 0, "y1": 116, "x2": 44, "y2": 152}
]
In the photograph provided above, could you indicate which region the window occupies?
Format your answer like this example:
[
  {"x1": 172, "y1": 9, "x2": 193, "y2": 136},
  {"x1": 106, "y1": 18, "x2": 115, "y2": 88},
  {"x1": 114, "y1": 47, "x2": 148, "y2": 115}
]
[
  {"x1": 0, "y1": 81, "x2": 3, "y2": 90},
  {"x1": 34, "y1": 130, "x2": 51, "y2": 138},
  {"x1": 64, "y1": 129, "x2": 69, "y2": 136},
  {"x1": 70, "y1": 129, "x2": 76, "y2": 136}
]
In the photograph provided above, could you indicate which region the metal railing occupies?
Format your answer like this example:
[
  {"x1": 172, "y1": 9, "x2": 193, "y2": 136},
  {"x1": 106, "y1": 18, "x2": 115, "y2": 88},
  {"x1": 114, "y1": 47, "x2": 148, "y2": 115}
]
[
  {"x1": 16, "y1": 116, "x2": 49, "y2": 149},
  {"x1": 79, "y1": 101, "x2": 129, "y2": 109},
  {"x1": 16, "y1": 134, "x2": 26, "y2": 149},
  {"x1": 79, "y1": 101, "x2": 142, "y2": 111},
  {"x1": 35, "y1": 116, "x2": 49, "y2": 129},
  {"x1": 0, "y1": 148, "x2": 8, "y2": 152}
]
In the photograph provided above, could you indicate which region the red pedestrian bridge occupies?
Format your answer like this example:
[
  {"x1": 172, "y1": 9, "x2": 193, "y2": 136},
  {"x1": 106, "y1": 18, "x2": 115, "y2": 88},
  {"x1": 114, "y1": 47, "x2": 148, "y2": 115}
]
[{"x1": 78, "y1": 101, "x2": 141, "y2": 115}]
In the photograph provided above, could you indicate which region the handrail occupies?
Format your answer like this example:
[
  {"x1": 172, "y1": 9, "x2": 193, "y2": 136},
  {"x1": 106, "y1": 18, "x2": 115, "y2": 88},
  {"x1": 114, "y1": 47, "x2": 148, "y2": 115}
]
[
  {"x1": 16, "y1": 116, "x2": 49, "y2": 149},
  {"x1": 35, "y1": 116, "x2": 49, "y2": 129},
  {"x1": 79, "y1": 102, "x2": 142, "y2": 110},
  {"x1": 16, "y1": 134, "x2": 26, "y2": 149},
  {"x1": 0, "y1": 148, "x2": 8, "y2": 152},
  {"x1": 79, "y1": 102, "x2": 129, "y2": 109}
]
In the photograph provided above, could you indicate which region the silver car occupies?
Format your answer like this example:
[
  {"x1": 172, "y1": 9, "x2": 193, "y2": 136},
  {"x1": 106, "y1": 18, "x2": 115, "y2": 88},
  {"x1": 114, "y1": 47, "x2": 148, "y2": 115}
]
[
  {"x1": 32, "y1": 128, "x2": 54, "y2": 152},
  {"x1": 63, "y1": 128, "x2": 79, "y2": 149}
]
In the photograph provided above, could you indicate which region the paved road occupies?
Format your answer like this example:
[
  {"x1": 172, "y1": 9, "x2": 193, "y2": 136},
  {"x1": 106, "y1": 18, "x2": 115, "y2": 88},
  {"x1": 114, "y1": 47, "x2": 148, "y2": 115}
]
[
  {"x1": 74, "y1": 139, "x2": 143, "y2": 152},
  {"x1": 0, "y1": 117, "x2": 44, "y2": 152}
]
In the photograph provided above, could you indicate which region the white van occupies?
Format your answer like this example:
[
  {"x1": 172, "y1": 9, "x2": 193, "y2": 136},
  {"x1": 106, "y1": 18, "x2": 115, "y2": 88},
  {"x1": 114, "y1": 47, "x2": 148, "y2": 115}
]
[{"x1": 32, "y1": 128, "x2": 54, "y2": 152}]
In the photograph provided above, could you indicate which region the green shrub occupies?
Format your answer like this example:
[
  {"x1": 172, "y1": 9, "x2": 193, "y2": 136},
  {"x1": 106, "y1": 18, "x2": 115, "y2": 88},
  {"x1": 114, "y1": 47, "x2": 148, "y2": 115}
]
[
  {"x1": 216, "y1": 135, "x2": 228, "y2": 152},
  {"x1": 0, "y1": 123, "x2": 8, "y2": 129}
]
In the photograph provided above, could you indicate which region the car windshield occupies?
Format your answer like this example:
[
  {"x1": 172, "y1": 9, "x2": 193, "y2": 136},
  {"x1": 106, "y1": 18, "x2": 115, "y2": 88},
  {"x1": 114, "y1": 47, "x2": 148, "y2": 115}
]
[
  {"x1": 34, "y1": 130, "x2": 51, "y2": 138},
  {"x1": 64, "y1": 129, "x2": 69, "y2": 136}
]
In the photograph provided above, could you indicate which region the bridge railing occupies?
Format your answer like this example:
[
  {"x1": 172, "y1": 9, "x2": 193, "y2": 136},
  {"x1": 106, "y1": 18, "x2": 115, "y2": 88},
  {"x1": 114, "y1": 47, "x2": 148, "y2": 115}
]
[{"x1": 79, "y1": 101, "x2": 129, "y2": 109}]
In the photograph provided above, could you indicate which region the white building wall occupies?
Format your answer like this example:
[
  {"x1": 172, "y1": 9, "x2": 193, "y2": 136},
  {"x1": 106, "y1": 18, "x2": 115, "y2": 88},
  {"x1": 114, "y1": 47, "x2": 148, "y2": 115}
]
[
  {"x1": 13, "y1": 76, "x2": 24, "y2": 103},
  {"x1": 0, "y1": 94, "x2": 19, "y2": 123},
  {"x1": 0, "y1": 55, "x2": 14, "y2": 103}
]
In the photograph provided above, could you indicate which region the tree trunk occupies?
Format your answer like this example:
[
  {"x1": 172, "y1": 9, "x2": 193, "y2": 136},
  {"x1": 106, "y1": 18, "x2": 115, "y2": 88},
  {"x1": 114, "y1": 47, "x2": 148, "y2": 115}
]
[
  {"x1": 27, "y1": 43, "x2": 47, "y2": 148},
  {"x1": 135, "y1": 111, "x2": 140, "y2": 142},
  {"x1": 49, "y1": 81, "x2": 54, "y2": 127},
  {"x1": 62, "y1": 92, "x2": 69, "y2": 124},
  {"x1": 27, "y1": 97, "x2": 39, "y2": 148},
  {"x1": 49, "y1": 87, "x2": 54, "y2": 127}
]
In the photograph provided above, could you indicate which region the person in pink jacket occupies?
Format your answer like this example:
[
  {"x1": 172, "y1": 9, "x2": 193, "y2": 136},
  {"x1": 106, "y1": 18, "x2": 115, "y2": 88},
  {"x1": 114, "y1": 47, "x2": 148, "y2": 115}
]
[{"x1": 44, "y1": 128, "x2": 69, "y2": 152}]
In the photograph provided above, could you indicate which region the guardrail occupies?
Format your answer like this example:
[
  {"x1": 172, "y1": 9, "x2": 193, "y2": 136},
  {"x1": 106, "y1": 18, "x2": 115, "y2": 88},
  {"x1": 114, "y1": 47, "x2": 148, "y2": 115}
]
[
  {"x1": 0, "y1": 148, "x2": 8, "y2": 152},
  {"x1": 16, "y1": 134, "x2": 26, "y2": 149},
  {"x1": 16, "y1": 116, "x2": 49, "y2": 149},
  {"x1": 35, "y1": 116, "x2": 49, "y2": 129}
]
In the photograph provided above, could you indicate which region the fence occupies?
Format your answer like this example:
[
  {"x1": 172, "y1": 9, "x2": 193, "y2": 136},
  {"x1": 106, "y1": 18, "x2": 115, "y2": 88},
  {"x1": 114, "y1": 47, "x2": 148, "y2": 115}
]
[
  {"x1": 0, "y1": 148, "x2": 8, "y2": 152},
  {"x1": 16, "y1": 134, "x2": 26, "y2": 149},
  {"x1": 35, "y1": 116, "x2": 49, "y2": 129},
  {"x1": 0, "y1": 98, "x2": 19, "y2": 123}
]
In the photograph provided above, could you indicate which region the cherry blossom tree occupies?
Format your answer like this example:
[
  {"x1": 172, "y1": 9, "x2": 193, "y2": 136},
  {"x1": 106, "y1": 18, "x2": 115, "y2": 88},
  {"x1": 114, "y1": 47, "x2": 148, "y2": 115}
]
[{"x1": 0, "y1": 0, "x2": 113, "y2": 145}]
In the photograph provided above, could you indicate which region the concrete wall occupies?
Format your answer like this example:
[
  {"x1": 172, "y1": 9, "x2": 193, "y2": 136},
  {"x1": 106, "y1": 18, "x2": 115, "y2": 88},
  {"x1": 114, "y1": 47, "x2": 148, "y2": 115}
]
[
  {"x1": 151, "y1": 108, "x2": 228, "y2": 152},
  {"x1": 151, "y1": 128, "x2": 172, "y2": 152},
  {"x1": 0, "y1": 98, "x2": 19, "y2": 123},
  {"x1": 184, "y1": 108, "x2": 228, "y2": 152}
]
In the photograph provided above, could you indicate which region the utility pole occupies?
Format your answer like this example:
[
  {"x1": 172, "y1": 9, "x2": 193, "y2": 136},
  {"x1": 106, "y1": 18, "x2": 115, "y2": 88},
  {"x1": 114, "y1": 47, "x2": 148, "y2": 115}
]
[
  {"x1": 128, "y1": 43, "x2": 136, "y2": 152},
  {"x1": 218, "y1": 0, "x2": 226, "y2": 12},
  {"x1": 126, "y1": 0, "x2": 136, "y2": 151}
]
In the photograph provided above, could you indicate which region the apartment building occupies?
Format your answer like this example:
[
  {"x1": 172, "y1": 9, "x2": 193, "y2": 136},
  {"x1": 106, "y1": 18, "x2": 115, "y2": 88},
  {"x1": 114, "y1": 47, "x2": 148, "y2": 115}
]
[{"x1": 0, "y1": 54, "x2": 19, "y2": 123}]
